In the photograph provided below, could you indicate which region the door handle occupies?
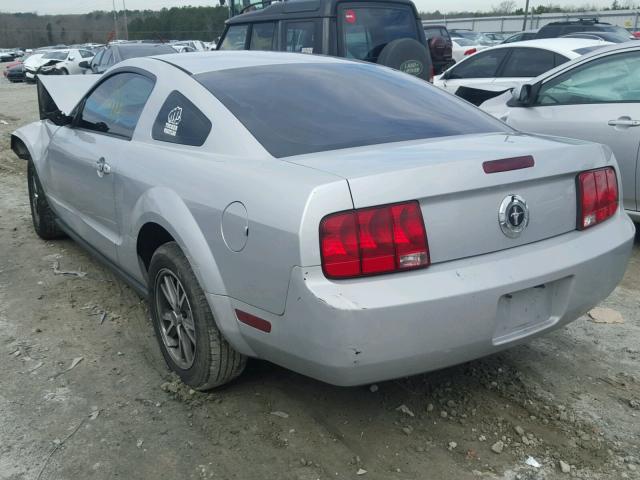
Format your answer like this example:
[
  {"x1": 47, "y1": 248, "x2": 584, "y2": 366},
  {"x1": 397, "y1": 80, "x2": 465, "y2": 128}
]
[
  {"x1": 608, "y1": 118, "x2": 640, "y2": 128},
  {"x1": 96, "y1": 157, "x2": 111, "y2": 178}
]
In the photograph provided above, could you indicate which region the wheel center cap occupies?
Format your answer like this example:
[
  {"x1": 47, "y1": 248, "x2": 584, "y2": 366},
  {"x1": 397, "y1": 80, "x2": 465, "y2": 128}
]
[{"x1": 171, "y1": 311, "x2": 182, "y2": 326}]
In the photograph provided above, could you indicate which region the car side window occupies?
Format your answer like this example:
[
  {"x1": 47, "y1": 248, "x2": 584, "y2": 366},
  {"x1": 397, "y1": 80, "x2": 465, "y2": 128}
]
[
  {"x1": 77, "y1": 73, "x2": 154, "y2": 139},
  {"x1": 500, "y1": 48, "x2": 556, "y2": 78},
  {"x1": 250, "y1": 22, "x2": 276, "y2": 51},
  {"x1": 99, "y1": 49, "x2": 113, "y2": 72},
  {"x1": 80, "y1": 49, "x2": 93, "y2": 58},
  {"x1": 285, "y1": 21, "x2": 319, "y2": 53},
  {"x1": 220, "y1": 25, "x2": 249, "y2": 50},
  {"x1": 447, "y1": 49, "x2": 508, "y2": 79},
  {"x1": 152, "y1": 91, "x2": 212, "y2": 146},
  {"x1": 537, "y1": 51, "x2": 640, "y2": 106}
]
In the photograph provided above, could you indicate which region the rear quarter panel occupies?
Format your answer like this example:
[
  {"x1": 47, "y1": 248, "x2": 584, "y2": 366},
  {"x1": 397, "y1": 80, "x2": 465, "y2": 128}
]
[{"x1": 117, "y1": 60, "x2": 352, "y2": 315}]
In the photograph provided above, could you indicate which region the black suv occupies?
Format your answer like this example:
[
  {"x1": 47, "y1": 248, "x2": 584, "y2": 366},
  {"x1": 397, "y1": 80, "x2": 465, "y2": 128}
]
[
  {"x1": 536, "y1": 18, "x2": 633, "y2": 39},
  {"x1": 216, "y1": 0, "x2": 434, "y2": 81}
]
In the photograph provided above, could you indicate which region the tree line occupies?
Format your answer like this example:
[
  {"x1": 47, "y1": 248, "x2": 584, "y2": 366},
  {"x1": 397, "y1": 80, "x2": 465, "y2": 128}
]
[{"x1": 0, "y1": 6, "x2": 229, "y2": 48}]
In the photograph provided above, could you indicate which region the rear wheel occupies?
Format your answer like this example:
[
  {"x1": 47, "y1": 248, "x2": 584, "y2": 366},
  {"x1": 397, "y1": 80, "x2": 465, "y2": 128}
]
[
  {"x1": 27, "y1": 160, "x2": 65, "y2": 240},
  {"x1": 149, "y1": 242, "x2": 246, "y2": 390}
]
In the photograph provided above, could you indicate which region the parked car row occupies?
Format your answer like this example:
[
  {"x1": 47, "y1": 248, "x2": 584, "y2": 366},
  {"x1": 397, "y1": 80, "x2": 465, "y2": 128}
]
[{"x1": 2, "y1": 40, "x2": 211, "y2": 84}]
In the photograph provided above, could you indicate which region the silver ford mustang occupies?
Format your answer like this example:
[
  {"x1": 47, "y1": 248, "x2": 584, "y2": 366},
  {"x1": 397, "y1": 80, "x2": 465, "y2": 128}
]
[{"x1": 11, "y1": 51, "x2": 635, "y2": 389}]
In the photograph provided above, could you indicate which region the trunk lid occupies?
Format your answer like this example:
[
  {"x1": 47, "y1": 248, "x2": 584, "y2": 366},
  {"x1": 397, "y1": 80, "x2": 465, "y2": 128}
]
[{"x1": 286, "y1": 132, "x2": 610, "y2": 264}]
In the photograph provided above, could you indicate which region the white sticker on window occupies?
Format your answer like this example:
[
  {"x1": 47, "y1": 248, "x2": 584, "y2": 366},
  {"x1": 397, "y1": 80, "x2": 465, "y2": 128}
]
[
  {"x1": 164, "y1": 106, "x2": 183, "y2": 136},
  {"x1": 301, "y1": 47, "x2": 313, "y2": 54}
]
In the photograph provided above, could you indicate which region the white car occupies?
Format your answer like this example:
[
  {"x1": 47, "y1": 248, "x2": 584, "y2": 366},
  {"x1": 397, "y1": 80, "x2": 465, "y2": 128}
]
[
  {"x1": 434, "y1": 38, "x2": 609, "y2": 105},
  {"x1": 172, "y1": 40, "x2": 207, "y2": 52},
  {"x1": 451, "y1": 37, "x2": 487, "y2": 62},
  {"x1": 24, "y1": 48, "x2": 95, "y2": 80},
  {"x1": 481, "y1": 42, "x2": 640, "y2": 222}
]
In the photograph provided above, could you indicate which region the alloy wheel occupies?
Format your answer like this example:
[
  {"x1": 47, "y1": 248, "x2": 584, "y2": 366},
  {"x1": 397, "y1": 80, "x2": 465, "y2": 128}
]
[{"x1": 155, "y1": 269, "x2": 197, "y2": 369}]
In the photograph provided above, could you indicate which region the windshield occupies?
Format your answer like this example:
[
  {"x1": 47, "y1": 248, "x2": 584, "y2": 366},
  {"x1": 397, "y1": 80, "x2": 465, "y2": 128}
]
[
  {"x1": 196, "y1": 62, "x2": 508, "y2": 158},
  {"x1": 602, "y1": 25, "x2": 632, "y2": 36},
  {"x1": 454, "y1": 31, "x2": 493, "y2": 46},
  {"x1": 339, "y1": 5, "x2": 419, "y2": 63},
  {"x1": 43, "y1": 51, "x2": 68, "y2": 60},
  {"x1": 452, "y1": 37, "x2": 475, "y2": 46}
]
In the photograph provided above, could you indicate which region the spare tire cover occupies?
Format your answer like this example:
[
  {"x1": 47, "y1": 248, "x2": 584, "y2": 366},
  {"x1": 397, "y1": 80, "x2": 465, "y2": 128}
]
[{"x1": 376, "y1": 38, "x2": 431, "y2": 81}]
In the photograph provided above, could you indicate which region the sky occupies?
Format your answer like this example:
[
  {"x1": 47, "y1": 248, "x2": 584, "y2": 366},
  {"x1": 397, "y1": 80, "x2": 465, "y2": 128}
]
[{"x1": 0, "y1": 0, "x2": 616, "y2": 15}]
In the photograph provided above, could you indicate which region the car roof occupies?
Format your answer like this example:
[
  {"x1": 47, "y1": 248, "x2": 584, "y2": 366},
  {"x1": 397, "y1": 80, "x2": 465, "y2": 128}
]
[
  {"x1": 153, "y1": 50, "x2": 349, "y2": 75},
  {"x1": 227, "y1": 0, "x2": 419, "y2": 24},
  {"x1": 483, "y1": 38, "x2": 609, "y2": 55}
]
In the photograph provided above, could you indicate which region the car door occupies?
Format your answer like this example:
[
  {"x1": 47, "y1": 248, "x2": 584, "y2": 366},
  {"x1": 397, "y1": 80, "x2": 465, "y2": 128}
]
[
  {"x1": 495, "y1": 47, "x2": 565, "y2": 90},
  {"x1": 45, "y1": 72, "x2": 155, "y2": 261},
  {"x1": 507, "y1": 50, "x2": 640, "y2": 212},
  {"x1": 437, "y1": 48, "x2": 509, "y2": 93}
]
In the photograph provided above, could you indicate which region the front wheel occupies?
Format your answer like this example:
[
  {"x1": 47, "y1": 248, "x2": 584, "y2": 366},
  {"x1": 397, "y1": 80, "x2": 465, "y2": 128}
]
[
  {"x1": 149, "y1": 242, "x2": 246, "y2": 390},
  {"x1": 27, "y1": 160, "x2": 65, "y2": 240}
]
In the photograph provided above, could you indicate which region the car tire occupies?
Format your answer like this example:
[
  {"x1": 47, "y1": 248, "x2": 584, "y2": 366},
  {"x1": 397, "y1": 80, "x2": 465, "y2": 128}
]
[
  {"x1": 27, "y1": 160, "x2": 65, "y2": 240},
  {"x1": 149, "y1": 242, "x2": 246, "y2": 390},
  {"x1": 60, "y1": 68, "x2": 68, "y2": 75}
]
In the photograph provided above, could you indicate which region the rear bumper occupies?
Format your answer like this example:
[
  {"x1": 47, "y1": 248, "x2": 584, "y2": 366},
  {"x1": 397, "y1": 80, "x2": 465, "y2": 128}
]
[{"x1": 214, "y1": 212, "x2": 635, "y2": 386}]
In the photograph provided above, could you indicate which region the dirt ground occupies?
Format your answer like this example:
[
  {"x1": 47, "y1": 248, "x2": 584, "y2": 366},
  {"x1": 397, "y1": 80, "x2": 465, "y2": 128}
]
[{"x1": 0, "y1": 77, "x2": 639, "y2": 480}]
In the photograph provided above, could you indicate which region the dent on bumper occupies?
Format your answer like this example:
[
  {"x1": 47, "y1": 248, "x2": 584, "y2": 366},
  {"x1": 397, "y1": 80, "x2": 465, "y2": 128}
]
[{"x1": 227, "y1": 213, "x2": 635, "y2": 386}]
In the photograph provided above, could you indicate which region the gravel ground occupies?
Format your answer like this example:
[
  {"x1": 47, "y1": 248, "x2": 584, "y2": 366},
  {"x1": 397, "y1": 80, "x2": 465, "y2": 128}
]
[{"x1": 0, "y1": 77, "x2": 639, "y2": 480}]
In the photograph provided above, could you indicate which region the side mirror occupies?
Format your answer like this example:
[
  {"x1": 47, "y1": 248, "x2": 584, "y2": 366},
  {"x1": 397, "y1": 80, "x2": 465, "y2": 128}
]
[
  {"x1": 518, "y1": 84, "x2": 532, "y2": 104},
  {"x1": 79, "y1": 60, "x2": 90, "y2": 69},
  {"x1": 507, "y1": 84, "x2": 534, "y2": 107},
  {"x1": 68, "y1": 56, "x2": 75, "y2": 61}
]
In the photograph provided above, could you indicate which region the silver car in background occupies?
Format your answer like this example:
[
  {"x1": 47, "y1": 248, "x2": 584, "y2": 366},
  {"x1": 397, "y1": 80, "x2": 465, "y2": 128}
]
[
  {"x1": 11, "y1": 52, "x2": 635, "y2": 389},
  {"x1": 482, "y1": 42, "x2": 640, "y2": 222}
]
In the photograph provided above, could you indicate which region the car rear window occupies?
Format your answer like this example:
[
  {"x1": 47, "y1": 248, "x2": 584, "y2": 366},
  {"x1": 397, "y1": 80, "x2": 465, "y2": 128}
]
[
  {"x1": 195, "y1": 63, "x2": 509, "y2": 158},
  {"x1": 339, "y1": 5, "x2": 418, "y2": 63},
  {"x1": 152, "y1": 91, "x2": 212, "y2": 146},
  {"x1": 119, "y1": 45, "x2": 176, "y2": 59}
]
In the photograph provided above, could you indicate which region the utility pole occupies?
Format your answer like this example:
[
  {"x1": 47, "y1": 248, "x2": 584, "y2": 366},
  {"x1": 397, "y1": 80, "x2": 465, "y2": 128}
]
[
  {"x1": 112, "y1": 0, "x2": 119, "y2": 40},
  {"x1": 522, "y1": 0, "x2": 530, "y2": 31},
  {"x1": 122, "y1": 0, "x2": 129, "y2": 40}
]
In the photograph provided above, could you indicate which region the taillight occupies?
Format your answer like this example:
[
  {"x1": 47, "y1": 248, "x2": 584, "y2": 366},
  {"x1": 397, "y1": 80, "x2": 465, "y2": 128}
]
[
  {"x1": 428, "y1": 64, "x2": 435, "y2": 83},
  {"x1": 464, "y1": 48, "x2": 477, "y2": 56},
  {"x1": 320, "y1": 201, "x2": 429, "y2": 279},
  {"x1": 577, "y1": 167, "x2": 618, "y2": 230}
]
